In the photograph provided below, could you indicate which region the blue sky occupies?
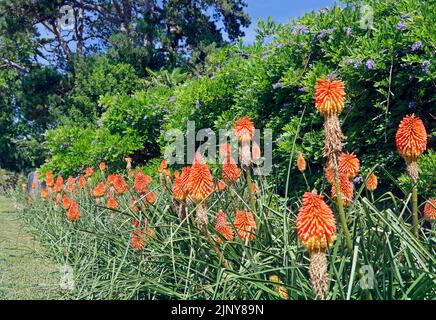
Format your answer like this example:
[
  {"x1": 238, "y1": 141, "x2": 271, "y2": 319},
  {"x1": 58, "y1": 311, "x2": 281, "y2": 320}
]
[{"x1": 242, "y1": 0, "x2": 337, "y2": 43}]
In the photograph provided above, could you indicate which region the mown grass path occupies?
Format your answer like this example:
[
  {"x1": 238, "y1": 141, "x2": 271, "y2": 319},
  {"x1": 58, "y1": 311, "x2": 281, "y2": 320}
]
[{"x1": 0, "y1": 196, "x2": 64, "y2": 300}]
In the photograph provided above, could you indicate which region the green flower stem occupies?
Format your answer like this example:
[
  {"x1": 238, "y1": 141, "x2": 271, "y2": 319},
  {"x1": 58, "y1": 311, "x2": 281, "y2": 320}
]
[
  {"x1": 205, "y1": 230, "x2": 232, "y2": 270},
  {"x1": 412, "y1": 185, "x2": 419, "y2": 238},
  {"x1": 245, "y1": 168, "x2": 256, "y2": 213},
  {"x1": 302, "y1": 172, "x2": 310, "y2": 190},
  {"x1": 334, "y1": 174, "x2": 353, "y2": 254}
]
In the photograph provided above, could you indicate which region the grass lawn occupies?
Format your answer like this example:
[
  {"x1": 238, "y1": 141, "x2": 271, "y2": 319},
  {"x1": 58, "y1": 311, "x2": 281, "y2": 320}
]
[{"x1": 0, "y1": 196, "x2": 65, "y2": 300}]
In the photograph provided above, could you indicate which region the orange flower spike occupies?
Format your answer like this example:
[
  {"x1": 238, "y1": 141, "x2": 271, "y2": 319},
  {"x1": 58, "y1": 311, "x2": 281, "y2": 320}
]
[
  {"x1": 107, "y1": 174, "x2": 116, "y2": 185},
  {"x1": 66, "y1": 176, "x2": 75, "y2": 192},
  {"x1": 365, "y1": 173, "x2": 378, "y2": 192},
  {"x1": 77, "y1": 175, "x2": 86, "y2": 189},
  {"x1": 252, "y1": 141, "x2": 261, "y2": 161},
  {"x1": 158, "y1": 160, "x2": 168, "y2": 172},
  {"x1": 53, "y1": 175, "x2": 64, "y2": 193},
  {"x1": 215, "y1": 210, "x2": 234, "y2": 244},
  {"x1": 67, "y1": 200, "x2": 80, "y2": 221},
  {"x1": 85, "y1": 167, "x2": 94, "y2": 177},
  {"x1": 338, "y1": 152, "x2": 360, "y2": 178},
  {"x1": 235, "y1": 116, "x2": 255, "y2": 142},
  {"x1": 395, "y1": 114, "x2": 427, "y2": 160},
  {"x1": 173, "y1": 178, "x2": 187, "y2": 202},
  {"x1": 314, "y1": 77, "x2": 346, "y2": 116},
  {"x1": 134, "y1": 168, "x2": 150, "y2": 194},
  {"x1": 331, "y1": 175, "x2": 354, "y2": 206},
  {"x1": 296, "y1": 192, "x2": 336, "y2": 250},
  {"x1": 46, "y1": 171, "x2": 54, "y2": 187},
  {"x1": 251, "y1": 183, "x2": 258, "y2": 194},
  {"x1": 297, "y1": 152, "x2": 307, "y2": 173},
  {"x1": 325, "y1": 167, "x2": 335, "y2": 184},
  {"x1": 99, "y1": 162, "x2": 106, "y2": 171},
  {"x1": 131, "y1": 219, "x2": 145, "y2": 251},
  {"x1": 107, "y1": 197, "x2": 118, "y2": 209},
  {"x1": 222, "y1": 157, "x2": 241, "y2": 182},
  {"x1": 174, "y1": 170, "x2": 180, "y2": 179},
  {"x1": 234, "y1": 210, "x2": 256, "y2": 241},
  {"x1": 113, "y1": 174, "x2": 127, "y2": 194},
  {"x1": 215, "y1": 180, "x2": 226, "y2": 192},
  {"x1": 145, "y1": 191, "x2": 157, "y2": 205},
  {"x1": 187, "y1": 153, "x2": 214, "y2": 203},
  {"x1": 40, "y1": 189, "x2": 48, "y2": 200},
  {"x1": 180, "y1": 167, "x2": 191, "y2": 191},
  {"x1": 92, "y1": 182, "x2": 106, "y2": 198},
  {"x1": 62, "y1": 195, "x2": 71, "y2": 210},
  {"x1": 173, "y1": 166, "x2": 191, "y2": 202},
  {"x1": 423, "y1": 199, "x2": 436, "y2": 221},
  {"x1": 131, "y1": 235, "x2": 145, "y2": 251}
]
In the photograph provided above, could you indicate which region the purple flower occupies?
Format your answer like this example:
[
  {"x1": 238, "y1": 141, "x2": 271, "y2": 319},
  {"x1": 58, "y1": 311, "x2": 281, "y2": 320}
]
[
  {"x1": 298, "y1": 86, "x2": 309, "y2": 92},
  {"x1": 354, "y1": 60, "x2": 362, "y2": 68},
  {"x1": 397, "y1": 21, "x2": 408, "y2": 30},
  {"x1": 346, "y1": 59, "x2": 354, "y2": 65},
  {"x1": 400, "y1": 13, "x2": 411, "y2": 19},
  {"x1": 319, "y1": 8, "x2": 328, "y2": 15},
  {"x1": 318, "y1": 29, "x2": 328, "y2": 39},
  {"x1": 293, "y1": 24, "x2": 308, "y2": 35},
  {"x1": 366, "y1": 58, "x2": 375, "y2": 69},
  {"x1": 168, "y1": 96, "x2": 176, "y2": 102},
  {"x1": 421, "y1": 61, "x2": 430, "y2": 73},
  {"x1": 317, "y1": 28, "x2": 335, "y2": 39},
  {"x1": 344, "y1": 27, "x2": 352, "y2": 36},
  {"x1": 387, "y1": 154, "x2": 394, "y2": 161},
  {"x1": 408, "y1": 101, "x2": 416, "y2": 110},
  {"x1": 274, "y1": 43, "x2": 284, "y2": 49},
  {"x1": 354, "y1": 176, "x2": 363, "y2": 185},
  {"x1": 411, "y1": 41, "x2": 422, "y2": 51},
  {"x1": 272, "y1": 82, "x2": 283, "y2": 90}
]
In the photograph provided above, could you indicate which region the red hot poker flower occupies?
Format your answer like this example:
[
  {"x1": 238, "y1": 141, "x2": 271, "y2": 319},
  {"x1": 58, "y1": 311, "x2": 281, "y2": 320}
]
[
  {"x1": 99, "y1": 162, "x2": 106, "y2": 171},
  {"x1": 85, "y1": 167, "x2": 94, "y2": 177},
  {"x1": 314, "y1": 77, "x2": 346, "y2": 116},
  {"x1": 158, "y1": 160, "x2": 168, "y2": 172},
  {"x1": 46, "y1": 171, "x2": 54, "y2": 187},
  {"x1": 215, "y1": 210, "x2": 234, "y2": 244},
  {"x1": 62, "y1": 195, "x2": 71, "y2": 210},
  {"x1": 53, "y1": 175, "x2": 64, "y2": 193},
  {"x1": 235, "y1": 116, "x2": 255, "y2": 142},
  {"x1": 395, "y1": 114, "x2": 427, "y2": 160},
  {"x1": 187, "y1": 153, "x2": 213, "y2": 203},
  {"x1": 92, "y1": 182, "x2": 106, "y2": 198},
  {"x1": 68, "y1": 200, "x2": 80, "y2": 221},
  {"x1": 113, "y1": 174, "x2": 127, "y2": 194},
  {"x1": 234, "y1": 210, "x2": 256, "y2": 241},
  {"x1": 134, "y1": 168, "x2": 151, "y2": 194},
  {"x1": 296, "y1": 192, "x2": 336, "y2": 250},
  {"x1": 365, "y1": 173, "x2": 378, "y2": 192},
  {"x1": 338, "y1": 152, "x2": 360, "y2": 178}
]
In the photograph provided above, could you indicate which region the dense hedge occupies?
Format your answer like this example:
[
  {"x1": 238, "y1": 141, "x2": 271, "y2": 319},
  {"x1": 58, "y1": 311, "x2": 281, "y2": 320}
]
[{"x1": 42, "y1": 0, "x2": 435, "y2": 198}]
